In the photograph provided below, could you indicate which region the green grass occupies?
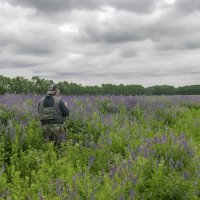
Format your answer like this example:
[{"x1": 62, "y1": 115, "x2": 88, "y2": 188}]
[{"x1": 0, "y1": 96, "x2": 200, "y2": 199}]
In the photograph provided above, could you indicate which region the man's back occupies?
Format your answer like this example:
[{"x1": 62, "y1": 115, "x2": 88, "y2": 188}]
[
  {"x1": 38, "y1": 95, "x2": 69, "y2": 125},
  {"x1": 38, "y1": 84, "x2": 69, "y2": 145}
]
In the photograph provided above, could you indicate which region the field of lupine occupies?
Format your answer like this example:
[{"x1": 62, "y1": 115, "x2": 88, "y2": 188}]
[{"x1": 0, "y1": 94, "x2": 200, "y2": 199}]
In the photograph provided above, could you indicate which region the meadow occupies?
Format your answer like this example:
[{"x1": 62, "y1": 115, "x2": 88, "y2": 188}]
[{"x1": 0, "y1": 94, "x2": 200, "y2": 199}]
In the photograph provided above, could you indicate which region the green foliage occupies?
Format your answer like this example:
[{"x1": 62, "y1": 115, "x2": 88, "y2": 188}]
[
  {"x1": 97, "y1": 98, "x2": 118, "y2": 114},
  {"x1": 0, "y1": 105, "x2": 15, "y2": 125},
  {"x1": 181, "y1": 102, "x2": 200, "y2": 110},
  {"x1": 0, "y1": 96, "x2": 200, "y2": 199},
  {"x1": 65, "y1": 117, "x2": 102, "y2": 145},
  {"x1": 135, "y1": 159, "x2": 195, "y2": 200},
  {"x1": 2, "y1": 74, "x2": 200, "y2": 95},
  {"x1": 145, "y1": 85, "x2": 176, "y2": 95}
]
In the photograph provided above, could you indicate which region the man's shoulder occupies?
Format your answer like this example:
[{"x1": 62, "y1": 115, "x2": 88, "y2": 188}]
[
  {"x1": 53, "y1": 96, "x2": 62, "y2": 102},
  {"x1": 39, "y1": 96, "x2": 46, "y2": 102}
]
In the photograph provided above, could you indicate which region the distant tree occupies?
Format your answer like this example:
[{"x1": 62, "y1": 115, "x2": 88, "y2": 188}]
[
  {"x1": 145, "y1": 85, "x2": 176, "y2": 95},
  {"x1": 176, "y1": 85, "x2": 200, "y2": 95},
  {"x1": 0, "y1": 75, "x2": 7, "y2": 94},
  {"x1": 31, "y1": 76, "x2": 53, "y2": 94},
  {"x1": 0, "y1": 75, "x2": 200, "y2": 95},
  {"x1": 10, "y1": 76, "x2": 31, "y2": 94}
]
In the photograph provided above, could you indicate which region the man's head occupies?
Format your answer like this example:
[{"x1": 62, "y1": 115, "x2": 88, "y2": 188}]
[{"x1": 47, "y1": 84, "x2": 60, "y2": 96}]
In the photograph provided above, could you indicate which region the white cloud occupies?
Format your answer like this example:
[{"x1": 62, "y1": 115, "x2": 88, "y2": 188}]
[
  {"x1": 0, "y1": 0, "x2": 200, "y2": 87},
  {"x1": 163, "y1": 0, "x2": 176, "y2": 5}
]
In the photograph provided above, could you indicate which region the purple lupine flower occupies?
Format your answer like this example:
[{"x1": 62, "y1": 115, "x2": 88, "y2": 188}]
[
  {"x1": 119, "y1": 195, "x2": 125, "y2": 200},
  {"x1": 132, "y1": 177, "x2": 138, "y2": 185},
  {"x1": 154, "y1": 137, "x2": 160, "y2": 144},
  {"x1": 65, "y1": 184, "x2": 70, "y2": 194},
  {"x1": 56, "y1": 179, "x2": 63, "y2": 196},
  {"x1": 188, "y1": 148, "x2": 194, "y2": 157},
  {"x1": 0, "y1": 164, "x2": 5, "y2": 176},
  {"x1": 182, "y1": 171, "x2": 190, "y2": 179},
  {"x1": 194, "y1": 180, "x2": 198, "y2": 187},
  {"x1": 9, "y1": 128, "x2": 16, "y2": 140},
  {"x1": 38, "y1": 192, "x2": 45, "y2": 200},
  {"x1": 161, "y1": 135, "x2": 167, "y2": 143},
  {"x1": 136, "y1": 147, "x2": 142, "y2": 154},
  {"x1": 182, "y1": 140, "x2": 188, "y2": 150},
  {"x1": 175, "y1": 160, "x2": 183, "y2": 170},
  {"x1": 144, "y1": 138, "x2": 152, "y2": 147},
  {"x1": 106, "y1": 137, "x2": 112, "y2": 145},
  {"x1": 105, "y1": 114, "x2": 113, "y2": 126},
  {"x1": 70, "y1": 183, "x2": 78, "y2": 199},
  {"x1": 128, "y1": 160, "x2": 133, "y2": 169},
  {"x1": 88, "y1": 155, "x2": 95, "y2": 168},
  {"x1": 0, "y1": 190, "x2": 10, "y2": 199},
  {"x1": 180, "y1": 133, "x2": 185, "y2": 139},
  {"x1": 131, "y1": 151, "x2": 136, "y2": 160},
  {"x1": 90, "y1": 191, "x2": 95, "y2": 200},
  {"x1": 143, "y1": 147, "x2": 149, "y2": 158},
  {"x1": 169, "y1": 158, "x2": 174, "y2": 168},
  {"x1": 130, "y1": 189, "x2": 135, "y2": 199},
  {"x1": 84, "y1": 134, "x2": 89, "y2": 147},
  {"x1": 58, "y1": 133, "x2": 67, "y2": 143},
  {"x1": 109, "y1": 165, "x2": 117, "y2": 178}
]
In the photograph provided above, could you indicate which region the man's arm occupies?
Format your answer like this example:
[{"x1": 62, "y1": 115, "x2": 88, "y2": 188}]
[
  {"x1": 59, "y1": 100, "x2": 69, "y2": 117},
  {"x1": 38, "y1": 102, "x2": 40, "y2": 113}
]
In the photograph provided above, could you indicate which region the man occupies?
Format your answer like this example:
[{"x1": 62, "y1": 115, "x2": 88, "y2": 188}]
[{"x1": 38, "y1": 84, "x2": 69, "y2": 146}]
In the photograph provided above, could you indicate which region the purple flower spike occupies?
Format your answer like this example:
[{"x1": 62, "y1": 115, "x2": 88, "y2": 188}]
[
  {"x1": 0, "y1": 165, "x2": 5, "y2": 176},
  {"x1": 130, "y1": 189, "x2": 135, "y2": 199},
  {"x1": 88, "y1": 155, "x2": 95, "y2": 168},
  {"x1": 182, "y1": 171, "x2": 190, "y2": 179},
  {"x1": 109, "y1": 165, "x2": 117, "y2": 178}
]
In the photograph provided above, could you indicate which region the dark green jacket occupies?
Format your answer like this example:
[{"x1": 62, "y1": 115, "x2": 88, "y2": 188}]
[{"x1": 38, "y1": 95, "x2": 69, "y2": 125}]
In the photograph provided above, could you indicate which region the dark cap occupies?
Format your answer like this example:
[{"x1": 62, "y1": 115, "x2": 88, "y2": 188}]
[{"x1": 47, "y1": 84, "x2": 59, "y2": 95}]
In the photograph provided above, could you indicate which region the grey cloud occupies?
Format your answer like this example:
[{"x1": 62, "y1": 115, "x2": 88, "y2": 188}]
[
  {"x1": 0, "y1": 34, "x2": 55, "y2": 56},
  {"x1": 120, "y1": 49, "x2": 137, "y2": 58},
  {"x1": 78, "y1": 9, "x2": 194, "y2": 45},
  {"x1": 14, "y1": 44, "x2": 52, "y2": 55},
  {"x1": 175, "y1": 0, "x2": 200, "y2": 14},
  {"x1": 34, "y1": 65, "x2": 198, "y2": 81},
  {"x1": 81, "y1": 20, "x2": 148, "y2": 44},
  {"x1": 3, "y1": 0, "x2": 159, "y2": 14},
  {"x1": 0, "y1": 21, "x2": 63, "y2": 57},
  {"x1": 116, "y1": 42, "x2": 141, "y2": 58},
  {"x1": 82, "y1": 22, "x2": 180, "y2": 45},
  {"x1": 34, "y1": 68, "x2": 101, "y2": 80},
  {"x1": 108, "y1": 0, "x2": 159, "y2": 13},
  {"x1": 169, "y1": 67, "x2": 200, "y2": 76},
  {"x1": 156, "y1": 43, "x2": 181, "y2": 51},
  {"x1": 103, "y1": 29, "x2": 145, "y2": 43},
  {"x1": 156, "y1": 33, "x2": 200, "y2": 51},
  {"x1": 0, "y1": 31, "x2": 17, "y2": 49},
  {"x1": 38, "y1": 72, "x2": 83, "y2": 79},
  {"x1": 3, "y1": 0, "x2": 102, "y2": 13},
  {"x1": 1, "y1": 0, "x2": 200, "y2": 87},
  {"x1": 12, "y1": 38, "x2": 55, "y2": 56},
  {"x1": 0, "y1": 58, "x2": 40, "y2": 69},
  {"x1": 184, "y1": 40, "x2": 200, "y2": 50}
]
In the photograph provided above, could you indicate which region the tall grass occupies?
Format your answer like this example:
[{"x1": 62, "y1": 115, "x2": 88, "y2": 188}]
[{"x1": 0, "y1": 95, "x2": 200, "y2": 199}]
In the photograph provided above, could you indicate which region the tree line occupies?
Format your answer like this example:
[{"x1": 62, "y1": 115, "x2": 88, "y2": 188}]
[{"x1": 0, "y1": 75, "x2": 200, "y2": 95}]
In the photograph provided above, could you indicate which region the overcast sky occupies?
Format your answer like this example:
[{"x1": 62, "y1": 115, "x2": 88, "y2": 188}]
[{"x1": 0, "y1": 0, "x2": 200, "y2": 87}]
